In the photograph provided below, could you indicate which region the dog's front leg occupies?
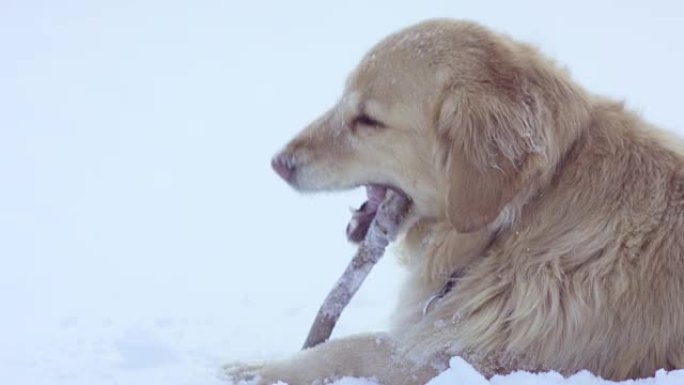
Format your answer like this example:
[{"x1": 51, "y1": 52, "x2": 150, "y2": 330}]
[{"x1": 224, "y1": 332, "x2": 439, "y2": 385}]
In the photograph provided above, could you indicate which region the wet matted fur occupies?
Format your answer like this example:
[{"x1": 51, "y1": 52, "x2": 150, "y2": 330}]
[{"x1": 227, "y1": 19, "x2": 684, "y2": 384}]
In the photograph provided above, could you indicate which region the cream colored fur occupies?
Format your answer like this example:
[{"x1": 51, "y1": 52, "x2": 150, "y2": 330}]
[{"x1": 226, "y1": 19, "x2": 684, "y2": 384}]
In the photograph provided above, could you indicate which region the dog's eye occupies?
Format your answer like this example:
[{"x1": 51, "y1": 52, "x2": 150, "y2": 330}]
[{"x1": 353, "y1": 114, "x2": 385, "y2": 129}]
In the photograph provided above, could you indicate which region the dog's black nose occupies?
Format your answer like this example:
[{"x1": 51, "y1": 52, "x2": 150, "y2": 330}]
[{"x1": 271, "y1": 153, "x2": 295, "y2": 182}]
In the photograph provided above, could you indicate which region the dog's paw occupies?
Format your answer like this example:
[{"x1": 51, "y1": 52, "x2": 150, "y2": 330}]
[{"x1": 222, "y1": 362, "x2": 267, "y2": 385}]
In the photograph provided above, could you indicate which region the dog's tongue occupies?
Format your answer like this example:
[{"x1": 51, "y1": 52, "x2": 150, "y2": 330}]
[{"x1": 346, "y1": 185, "x2": 388, "y2": 243}]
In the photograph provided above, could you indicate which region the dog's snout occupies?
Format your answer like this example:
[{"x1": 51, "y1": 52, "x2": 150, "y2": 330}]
[{"x1": 271, "y1": 152, "x2": 296, "y2": 182}]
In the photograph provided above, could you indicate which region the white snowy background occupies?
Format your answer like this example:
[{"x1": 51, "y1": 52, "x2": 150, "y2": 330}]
[{"x1": 2, "y1": 1, "x2": 684, "y2": 384}]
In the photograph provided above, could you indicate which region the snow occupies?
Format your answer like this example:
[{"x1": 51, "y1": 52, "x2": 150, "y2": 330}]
[
  {"x1": 429, "y1": 358, "x2": 684, "y2": 385},
  {"x1": 244, "y1": 357, "x2": 684, "y2": 385},
  {"x1": 2, "y1": 1, "x2": 684, "y2": 385}
]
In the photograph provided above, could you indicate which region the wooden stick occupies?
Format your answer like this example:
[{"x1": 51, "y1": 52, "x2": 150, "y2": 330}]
[{"x1": 302, "y1": 191, "x2": 411, "y2": 349}]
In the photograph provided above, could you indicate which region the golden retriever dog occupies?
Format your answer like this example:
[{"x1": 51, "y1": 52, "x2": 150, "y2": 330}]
[{"x1": 226, "y1": 19, "x2": 684, "y2": 384}]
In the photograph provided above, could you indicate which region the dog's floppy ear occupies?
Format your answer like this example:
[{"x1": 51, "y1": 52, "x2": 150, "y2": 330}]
[{"x1": 439, "y1": 86, "x2": 544, "y2": 233}]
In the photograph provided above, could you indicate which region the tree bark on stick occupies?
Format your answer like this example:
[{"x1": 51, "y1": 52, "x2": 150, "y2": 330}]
[{"x1": 302, "y1": 191, "x2": 411, "y2": 349}]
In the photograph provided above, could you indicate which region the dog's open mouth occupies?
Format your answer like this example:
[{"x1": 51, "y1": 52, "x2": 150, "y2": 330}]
[{"x1": 346, "y1": 184, "x2": 411, "y2": 243}]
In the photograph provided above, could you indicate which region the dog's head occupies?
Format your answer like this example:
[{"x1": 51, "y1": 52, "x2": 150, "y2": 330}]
[{"x1": 272, "y1": 19, "x2": 587, "y2": 237}]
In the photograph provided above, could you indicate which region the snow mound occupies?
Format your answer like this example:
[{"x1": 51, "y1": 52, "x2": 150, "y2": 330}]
[
  {"x1": 429, "y1": 357, "x2": 684, "y2": 385},
  {"x1": 249, "y1": 357, "x2": 684, "y2": 385}
]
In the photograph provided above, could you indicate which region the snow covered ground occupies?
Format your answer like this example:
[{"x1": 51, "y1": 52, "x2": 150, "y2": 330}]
[
  {"x1": 2, "y1": 1, "x2": 684, "y2": 384},
  {"x1": 426, "y1": 357, "x2": 684, "y2": 385}
]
